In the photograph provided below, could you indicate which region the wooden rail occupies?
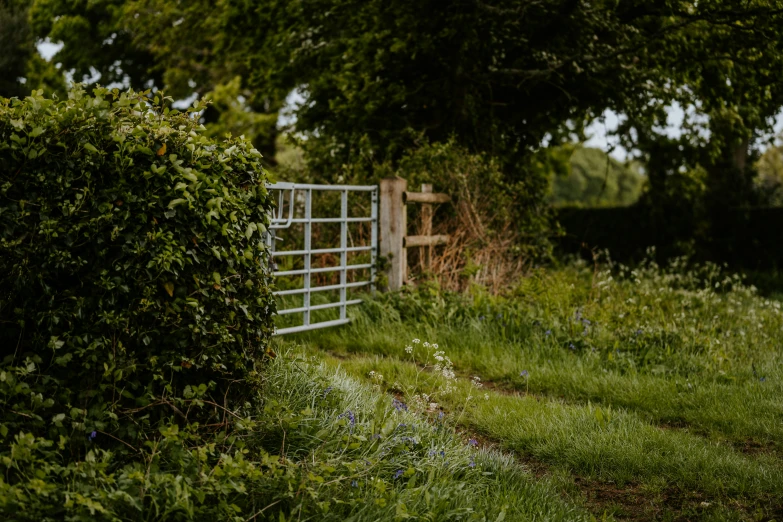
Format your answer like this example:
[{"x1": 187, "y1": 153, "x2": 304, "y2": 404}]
[
  {"x1": 404, "y1": 234, "x2": 450, "y2": 247},
  {"x1": 380, "y1": 178, "x2": 451, "y2": 291},
  {"x1": 403, "y1": 191, "x2": 451, "y2": 204}
]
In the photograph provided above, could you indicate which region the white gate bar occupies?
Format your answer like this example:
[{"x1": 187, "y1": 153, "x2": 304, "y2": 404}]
[
  {"x1": 274, "y1": 183, "x2": 376, "y2": 192},
  {"x1": 274, "y1": 318, "x2": 352, "y2": 336},
  {"x1": 371, "y1": 188, "x2": 378, "y2": 288},
  {"x1": 285, "y1": 217, "x2": 373, "y2": 224},
  {"x1": 272, "y1": 245, "x2": 372, "y2": 256},
  {"x1": 303, "y1": 188, "x2": 312, "y2": 327},
  {"x1": 274, "y1": 263, "x2": 372, "y2": 277},
  {"x1": 274, "y1": 280, "x2": 371, "y2": 297},
  {"x1": 340, "y1": 189, "x2": 348, "y2": 320},
  {"x1": 277, "y1": 299, "x2": 364, "y2": 316}
]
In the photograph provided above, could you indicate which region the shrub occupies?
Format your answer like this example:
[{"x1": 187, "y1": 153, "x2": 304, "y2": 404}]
[
  {"x1": 0, "y1": 87, "x2": 275, "y2": 454},
  {"x1": 395, "y1": 140, "x2": 553, "y2": 292}
]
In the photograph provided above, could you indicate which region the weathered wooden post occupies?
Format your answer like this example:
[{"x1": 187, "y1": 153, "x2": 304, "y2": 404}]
[
  {"x1": 419, "y1": 184, "x2": 433, "y2": 271},
  {"x1": 380, "y1": 177, "x2": 407, "y2": 291}
]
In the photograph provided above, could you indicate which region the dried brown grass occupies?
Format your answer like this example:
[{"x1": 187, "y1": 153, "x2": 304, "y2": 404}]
[{"x1": 408, "y1": 183, "x2": 527, "y2": 294}]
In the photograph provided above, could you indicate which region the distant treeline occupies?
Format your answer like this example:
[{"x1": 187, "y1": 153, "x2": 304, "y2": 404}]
[{"x1": 557, "y1": 205, "x2": 783, "y2": 272}]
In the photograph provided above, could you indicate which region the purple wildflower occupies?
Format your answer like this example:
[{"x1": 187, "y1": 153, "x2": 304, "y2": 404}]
[
  {"x1": 338, "y1": 410, "x2": 356, "y2": 428},
  {"x1": 394, "y1": 469, "x2": 404, "y2": 479},
  {"x1": 89, "y1": 431, "x2": 97, "y2": 441},
  {"x1": 469, "y1": 458, "x2": 476, "y2": 468},
  {"x1": 468, "y1": 438, "x2": 478, "y2": 447},
  {"x1": 351, "y1": 480, "x2": 358, "y2": 488},
  {"x1": 545, "y1": 330, "x2": 552, "y2": 336},
  {"x1": 519, "y1": 370, "x2": 529, "y2": 378},
  {"x1": 392, "y1": 398, "x2": 408, "y2": 412}
]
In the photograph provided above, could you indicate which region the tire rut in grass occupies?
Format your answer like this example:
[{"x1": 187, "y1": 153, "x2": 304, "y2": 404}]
[{"x1": 314, "y1": 348, "x2": 783, "y2": 519}]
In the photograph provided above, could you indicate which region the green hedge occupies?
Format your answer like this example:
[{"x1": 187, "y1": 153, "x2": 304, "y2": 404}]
[
  {"x1": 0, "y1": 87, "x2": 275, "y2": 458},
  {"x1": 556, "y1": 204, "x2": 783, "y2": 271}
]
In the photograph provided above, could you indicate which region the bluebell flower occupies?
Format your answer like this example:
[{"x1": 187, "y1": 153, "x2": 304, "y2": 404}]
[
  {"x1": 428, "y1": 449, "x2": 437, "y2": 457},
  {"x1": 760, "y1": 377, "x2": 767, "y2": 382},
  {"x1": 323, "y1": 386, "x2": 333, "y2": 398},
  {"x1": 468, "y1": 438, "x2": 478, "y2": 447},
  {"x1": 479, "y1": 315, "x2": 485, "y2": 321},
  {"x1": 469, "y1": 458, "x2": 476, "y2": 468},
  {"x1": 392, "y1": 398, "x2": 408, "y2": 412},
  {"x1": 394, "y1": 469, "x2": 404, "y2": 479},
  {"x1": 351, "y1": 480, "x2": 358, "y2": 488},
  {"x1": 545, "y1": 330, "x2": 552, "y2": 336},
  {"x1": 569, "y1": 343, "x2": 576, "y2": 350},
  {"x1": 519, "y1": 370, "x2": 529, "y2": 378},
  {"x1": 372, "y1": 433, "x2": 382, "y2": 440},
  {"x1": 89, "y1": 431, "x2": 97, "y2": 441},
  {"x1": 635, "y1": 329, "x2": 642, "y2": 336},
  {"x1": 338, "y1": 410, "x2": 356, "y2": 428},
  {"x1": 439, "y1": 450, "x2": 446, "y2": 457},
  {"x1": 438, "y1": 411, "x2": 445, "y2": 420}
]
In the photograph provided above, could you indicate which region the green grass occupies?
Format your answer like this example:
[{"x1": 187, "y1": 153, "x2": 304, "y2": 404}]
[
  {"x1": 256, "y1": 350, "x2": 592, "y2": 521},
  {"x1": 274, "y1": 257, "x2": 783, "y2": 520}
]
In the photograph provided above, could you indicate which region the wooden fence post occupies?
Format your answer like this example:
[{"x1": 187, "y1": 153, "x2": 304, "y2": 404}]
[
  {"x1": 420, "y1": 184, "x2": 433, "y2": 272},
  {"x1": 380, "y1": 177, "x2": 407, "y2": 291}
]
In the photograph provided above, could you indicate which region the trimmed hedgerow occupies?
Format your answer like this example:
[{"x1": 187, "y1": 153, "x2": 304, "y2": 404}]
[{"x1": 0, "y1": 87, "x2": 275, "y2": 454}]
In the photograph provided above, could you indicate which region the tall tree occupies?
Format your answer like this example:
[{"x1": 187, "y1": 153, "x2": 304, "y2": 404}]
[
  {"x1": 220, "y1": 0, "x2": 783, "y2": 182},
  {"x1": 0, "y1": 0, "x2": 36, "y2": 98},
  {"x1": 29, "y1": 0, "x2": 282, "y2": 160}
]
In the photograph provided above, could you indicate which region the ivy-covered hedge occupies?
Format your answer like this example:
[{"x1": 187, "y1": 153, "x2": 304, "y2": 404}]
[{"x1": 0, "y1": 88, "x2": 275, "y2": 457}]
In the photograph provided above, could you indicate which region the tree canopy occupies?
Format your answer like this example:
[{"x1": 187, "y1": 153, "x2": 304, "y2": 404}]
[
  {"x1": 551, "y1": 147, "x2": 644, "y2": 207},
  {"x1": 10, "y1": 0, "x2": 783, "y2": 207}
]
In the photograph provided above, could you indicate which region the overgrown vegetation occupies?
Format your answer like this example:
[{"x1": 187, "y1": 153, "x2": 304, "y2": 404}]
[
  {"x1": 283, "y1": 256, "x2": 783, "y2": 520},
  {"x1": 0, "y1": 89, "x2": 594, "y2": 522}
]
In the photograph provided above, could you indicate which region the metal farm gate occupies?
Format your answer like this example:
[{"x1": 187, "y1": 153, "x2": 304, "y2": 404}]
[{"x1": 266, "y1": 183, "x2": 378, "y2": 335}]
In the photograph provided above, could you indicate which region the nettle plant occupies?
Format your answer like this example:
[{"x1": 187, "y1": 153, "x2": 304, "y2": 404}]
[{"x1": 0, "y1": 87, "x2": 275, "y2": 452}]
